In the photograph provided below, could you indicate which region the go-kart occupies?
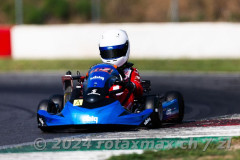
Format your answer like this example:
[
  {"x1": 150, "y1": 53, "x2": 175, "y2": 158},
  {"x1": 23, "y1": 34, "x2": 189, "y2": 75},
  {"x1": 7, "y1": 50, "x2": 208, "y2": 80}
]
[{"x1": 37, "y1": 63, "x2": 184, "y2": 132}]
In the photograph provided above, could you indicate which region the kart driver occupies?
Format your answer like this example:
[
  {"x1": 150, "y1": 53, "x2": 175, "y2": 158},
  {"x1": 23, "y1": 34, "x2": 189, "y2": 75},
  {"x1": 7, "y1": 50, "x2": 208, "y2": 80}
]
[{"x1": 99, "y1": 29, "x2": 143, "y2": 110}]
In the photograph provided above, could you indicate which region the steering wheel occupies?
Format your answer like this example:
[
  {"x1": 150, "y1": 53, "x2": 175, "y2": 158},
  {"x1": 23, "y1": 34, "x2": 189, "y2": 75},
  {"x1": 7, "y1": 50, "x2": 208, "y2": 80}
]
[
  {"x1": 109, "y1": 75, "x2": 135, "y2": 104},
  {"x1": 109, "y1": 77, "x2": 126, "y2": 95}
]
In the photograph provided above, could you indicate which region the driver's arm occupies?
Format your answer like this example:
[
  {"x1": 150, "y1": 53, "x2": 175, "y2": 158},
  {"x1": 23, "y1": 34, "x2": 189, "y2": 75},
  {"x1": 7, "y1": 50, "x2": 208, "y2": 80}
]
[{"x1": 130, "y1": 68, "x2": 143, "y2": 97}]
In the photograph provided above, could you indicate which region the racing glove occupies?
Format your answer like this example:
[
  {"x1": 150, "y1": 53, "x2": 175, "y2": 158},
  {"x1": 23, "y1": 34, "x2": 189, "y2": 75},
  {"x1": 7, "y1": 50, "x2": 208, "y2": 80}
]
[{"x1": 126, "y1": 81, "x2": 136, "y2": 92}]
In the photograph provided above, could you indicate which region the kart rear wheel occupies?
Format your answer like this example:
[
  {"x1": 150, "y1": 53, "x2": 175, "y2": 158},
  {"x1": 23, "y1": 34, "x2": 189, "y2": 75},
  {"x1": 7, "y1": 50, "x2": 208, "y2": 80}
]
[
  {"x1": 165, "y1": 91, "x2": 184, "y2": 123},
  {"x1": 145, "y1": 95, "x2": 163, "y2": 128},
  {"x1": 49, "y1": 94, "x2": 64, "y2": 112}
]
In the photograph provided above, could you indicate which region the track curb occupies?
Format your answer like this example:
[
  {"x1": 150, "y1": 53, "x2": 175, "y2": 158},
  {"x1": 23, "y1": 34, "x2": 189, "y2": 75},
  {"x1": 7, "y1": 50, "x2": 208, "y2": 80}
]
[{"x1": 0, "y1": 136, "x2": 232, "y2": 153}]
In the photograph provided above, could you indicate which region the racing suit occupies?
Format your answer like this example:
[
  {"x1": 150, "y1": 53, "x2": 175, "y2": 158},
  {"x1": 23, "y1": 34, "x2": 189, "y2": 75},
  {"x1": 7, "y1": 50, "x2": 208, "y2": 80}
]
[{"x1": 110, "y1": 63, "x2": 143, "y2": 110}]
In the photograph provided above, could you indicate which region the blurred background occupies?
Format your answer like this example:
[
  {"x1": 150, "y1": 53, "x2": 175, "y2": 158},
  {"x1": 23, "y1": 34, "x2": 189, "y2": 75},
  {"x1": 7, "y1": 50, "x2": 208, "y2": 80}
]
[
  {"x1": 1, "y1": 0, "x2": 240, "y2": 24},
  {"x1": 1, "y1": 2, "x2": 240, "y2": 159},
  {"x1": 0, "y1": 0, "x2": 240, "y2": 71}
]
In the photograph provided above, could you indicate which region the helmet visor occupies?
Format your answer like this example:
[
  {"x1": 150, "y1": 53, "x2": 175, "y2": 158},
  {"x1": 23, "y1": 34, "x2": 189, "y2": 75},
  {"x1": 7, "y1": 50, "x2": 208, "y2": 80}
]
[{"x1": 100, "y1": 41, "x2": 128, "y2": 59}]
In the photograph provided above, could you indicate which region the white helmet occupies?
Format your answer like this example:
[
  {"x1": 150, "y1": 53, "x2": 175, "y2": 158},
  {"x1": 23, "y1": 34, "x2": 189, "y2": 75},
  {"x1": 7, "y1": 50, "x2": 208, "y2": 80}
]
[{"x1": 99, "y1": 29, "x2": 130, "y2": 67}]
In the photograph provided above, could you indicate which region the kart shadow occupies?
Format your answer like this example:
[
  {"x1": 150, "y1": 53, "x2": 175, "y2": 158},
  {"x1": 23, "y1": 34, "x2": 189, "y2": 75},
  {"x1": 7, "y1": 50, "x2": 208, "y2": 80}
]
[
  {"x1": 41, "y1": 122, "x2": 195, "y2": 133},
  {"x1": 41, "y1": 124, "x2": 140, "y2": 133}
]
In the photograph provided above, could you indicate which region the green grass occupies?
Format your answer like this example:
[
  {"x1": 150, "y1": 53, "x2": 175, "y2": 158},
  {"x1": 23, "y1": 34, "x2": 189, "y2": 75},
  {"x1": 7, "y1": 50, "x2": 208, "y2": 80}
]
[
  {"x1": 108, "y1": 137, "x2": 240, "y2": 160},
  {"x1": 108, "y1": 149, "x2": 231, "y2": 160},
  {"x1": 1, "y1": 59, "x2": 240, "y2": 72},
  {"x1": 107, "y1": 142, "x2": 237, "y2": 160},
  {"x1": 0, "y1": 59, "x2": 101, "y2": 72},
  {"x1": 108, "y1": 149, "x2": 228, "y2": 160}
]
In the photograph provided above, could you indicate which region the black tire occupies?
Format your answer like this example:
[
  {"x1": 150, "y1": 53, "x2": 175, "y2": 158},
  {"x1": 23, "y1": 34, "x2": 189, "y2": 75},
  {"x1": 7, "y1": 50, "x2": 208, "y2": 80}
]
[
  {"x1": 37, "y1": 99, "x2": 57, "y2": 114},
  {"x1": 37, "y1": 99, "x2": 57, "y2": 132},
  {"x1": 49, "y1": 94, "x2": 64, "y2": 112},
  {"x1": 145, "y1": 95, "x2": 163, "y2": 128},
  {"x1": 165, "y1": 91, "x2": 184, "y2": 123}
]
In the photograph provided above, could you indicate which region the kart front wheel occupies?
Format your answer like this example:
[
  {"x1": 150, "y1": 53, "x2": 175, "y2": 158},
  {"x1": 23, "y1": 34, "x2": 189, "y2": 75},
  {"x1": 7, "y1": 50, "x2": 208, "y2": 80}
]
[
  {"x1": 37, "y1": 99, "x2": 57, "y2": 132},
  {"x1": 165, "y1": 91, "x2": 184, "y2": 123},
  {"x1": 145, "y1": 95, "x2": 163, "y2": 128},
  {"x1": 49, "y1": 94, "x2": 64, "y2": 112},
  {"x1": 37, "y1": 99, "x2": 57, "y2": 114}
]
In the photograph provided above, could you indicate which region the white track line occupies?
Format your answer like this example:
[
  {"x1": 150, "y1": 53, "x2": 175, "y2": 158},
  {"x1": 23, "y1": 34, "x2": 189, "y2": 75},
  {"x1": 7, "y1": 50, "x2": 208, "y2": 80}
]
[
  {"x1": 1, "y1": 125, "x2": 240, "y2": 160},
  {"x1": 1, "y1": 125, "x2": 240, "y2": 150},
  {"x1": 0, "y1": 150, "x2": 143, "y2": 160}
]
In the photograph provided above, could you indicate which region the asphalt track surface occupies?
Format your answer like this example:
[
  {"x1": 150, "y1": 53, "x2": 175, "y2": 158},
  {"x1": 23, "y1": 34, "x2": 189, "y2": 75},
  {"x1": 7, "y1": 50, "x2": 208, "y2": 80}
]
[{"x1": 0, "y1": 72, "x2": 240, "y2": 146}]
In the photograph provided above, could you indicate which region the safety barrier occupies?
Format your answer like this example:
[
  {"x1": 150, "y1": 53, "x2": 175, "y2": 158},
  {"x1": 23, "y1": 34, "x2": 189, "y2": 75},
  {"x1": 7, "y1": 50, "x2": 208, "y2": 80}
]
[
  {"x1": 0, "y1": 26, "x2": 11, "y2": 57},
  {"x1": 1, "y1": 23, "x2": 240, "y2": 59}
]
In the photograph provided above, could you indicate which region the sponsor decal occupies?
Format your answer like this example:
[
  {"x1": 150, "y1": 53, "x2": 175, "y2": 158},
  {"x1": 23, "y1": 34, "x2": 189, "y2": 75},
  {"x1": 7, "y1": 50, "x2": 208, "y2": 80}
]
[
  {"x1": 90, "y1": 76, "x2": 104, "y2": 81},
  {"x1": 135, "y1": 76, "x2": 141, "y2": 81},
  {"x1": 144, "y1": 117, "x2": 151, "y2": 125},
  {"x1": 116, "y1": 92, "x2": 123, "y2": 96},
  {"x1": 113, "y1": 85, "x2": 120, "y2": 90},
  {"x1": 39, "y1": 117, "x2": 44, "y2": 126},
  {"x1": 90, "y1": 68, "x2": 113, "y2": 74},
  {"x1": 87, "y1": 89, "x2": 101, "y2": 96},
  {"x1": 166, "y1": 108, "x2": 172, "y2": 115},
  {"x1": 166, "y1": 107, "x2": 178, "y2": 116},
  {"x1": 73, "y1": 99, "x2": 83, "y2": 106},
  {"x1": 82, "y1": 115, "x2": 98, "y2": 123}
]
